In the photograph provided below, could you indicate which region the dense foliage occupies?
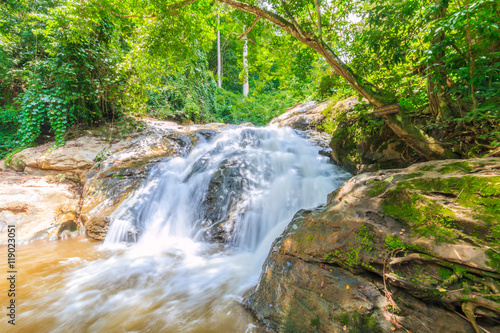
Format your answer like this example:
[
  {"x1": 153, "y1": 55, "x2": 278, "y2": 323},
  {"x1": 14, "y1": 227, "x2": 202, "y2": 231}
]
[{"x1": 0, "y1": 0, "x2": 498, "y2": 159}]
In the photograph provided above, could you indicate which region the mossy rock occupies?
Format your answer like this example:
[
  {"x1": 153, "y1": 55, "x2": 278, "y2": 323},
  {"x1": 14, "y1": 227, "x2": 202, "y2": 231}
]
[{"x1": 248, "y1": 157, "x2": 500, "y2": 333}]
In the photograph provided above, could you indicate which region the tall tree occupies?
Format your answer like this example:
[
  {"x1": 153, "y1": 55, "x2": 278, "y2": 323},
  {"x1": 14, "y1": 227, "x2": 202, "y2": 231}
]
[
  {"x1": 166, "y1": 0, "x2": 454, "y2": 160},
  {"x1": 242, "y1": 24, "x2": 249, "y2": 97},
  {"x1": 217, "y1": 12, "x2": 222, "y2": 88}
]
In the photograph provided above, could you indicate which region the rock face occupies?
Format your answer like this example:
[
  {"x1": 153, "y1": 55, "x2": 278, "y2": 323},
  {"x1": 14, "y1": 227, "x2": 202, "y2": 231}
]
[
  {"x1": 323, "y1": 97, "x2": 414, "y2": 174},
  {"x1": 247, "y1": 158, "x2": 500, "y2": 333},
  {"x1": 9, "y1": 136, "x2": 113, "y2": 184},
  {"x1": 2, "y1": 120, "x2": 232, "y2": 241},
  {"x1": 268, "y1": 101, "x2": 335, "y2": 159},
  {"x1": 0, "y1": 171, "x2": 81, "y2": 242},
  {"x1": 80, "y1": 121, "x2": 232, "y2": 240},
  {"x1": 269, "y1": 101, "x2": 329, "y2": 131}
]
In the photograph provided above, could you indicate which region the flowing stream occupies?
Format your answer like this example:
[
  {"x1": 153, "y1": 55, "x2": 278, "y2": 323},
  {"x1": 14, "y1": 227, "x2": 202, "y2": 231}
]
[{"x1": 1, "y1": 127, "x2": 350, "y2": 332}]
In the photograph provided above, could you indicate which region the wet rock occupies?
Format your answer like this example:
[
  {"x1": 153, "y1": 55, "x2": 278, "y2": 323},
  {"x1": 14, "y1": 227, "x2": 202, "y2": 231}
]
[
  {"x1": 201, "y1": 156, "x2": 251, "y2": 243},
  {"x1": 80, "y1": 121, "x2": 230, "y2": 240},
  {"x1": 269, "y1": 101, "x2": 333, "y2": 154},
  {"x1": 269, "y1": 101, "x2": 329, "y2": 131},
  {"x1": 247, "y1": 158, "x2": 500, "y2": 332},
  {"x1": 0, "y1": 171, "x2": 81, "y2": 243}
]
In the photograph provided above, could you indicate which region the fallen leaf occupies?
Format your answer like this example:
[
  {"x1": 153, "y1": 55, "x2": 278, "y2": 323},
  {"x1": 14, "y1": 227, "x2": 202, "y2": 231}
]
[
  {"x1": 346, "y1": 285, "x2": 350, "y2": 290},
  {"x1": 321, "y1": 281, "x2": 324, "y2": 287},
  {"x1": 438, "y1": 288, "x2": 446, "y2": 292},
  {"x1": 391, "y1": 327, "x2": 396, "y2": 331}
]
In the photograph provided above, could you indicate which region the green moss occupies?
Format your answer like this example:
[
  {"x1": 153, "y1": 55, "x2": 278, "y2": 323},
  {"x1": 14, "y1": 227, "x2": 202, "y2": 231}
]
[
  {"x1": 400, "y1": 172, "x2": 424, "y2": 180},
  {"x1": 486, "y1": 249, "x2": 500, "y2": 271},
  {"x1": 438, "y1": 267, "x2": 454, "y2": 281},
  {"x1": 368, "y1": 181, "x2": 390, "y2": 197},
  {"x1": 410, "y1": 176, "x2": 500, "y2": 224},
  {"x1": 420, "y1": 165, "x2": 436, "y2": 171},
  {"x1": 492, "y1": 225, "x2": 500, "y2": 240},
  {"x1": 310, "y1": 316, "x2": 320, "y2": 328},
  {"x1": 383, "y1": 190, "x2": 458, "y2": 242},
  {"x1": 335, "y1": 312, "x2": 382, "y2": 333},
  {"x1": 385, "y1": 235, "x2": 422, "y2": 251},
  {"x1": 382, "y1": 176, "x2": 500, "y2": 241},
  {"x1": 438, "y1": 161, "x2": 472, "y2": 174},
  {"x1": 356, "y1": 225, "x2": 376, "y2": 252}
]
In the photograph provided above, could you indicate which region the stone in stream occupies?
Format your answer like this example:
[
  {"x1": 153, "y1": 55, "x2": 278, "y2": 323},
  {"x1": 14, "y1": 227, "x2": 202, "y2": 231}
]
[{"x1": 246, "y1": 157, "x2": 500, "y2": 333}]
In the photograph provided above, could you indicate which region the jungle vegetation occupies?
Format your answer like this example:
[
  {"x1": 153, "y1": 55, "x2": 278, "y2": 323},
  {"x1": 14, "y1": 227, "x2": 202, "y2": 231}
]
[{"x1": 0, "y1": 0, "x2": 498, "y2": 159}]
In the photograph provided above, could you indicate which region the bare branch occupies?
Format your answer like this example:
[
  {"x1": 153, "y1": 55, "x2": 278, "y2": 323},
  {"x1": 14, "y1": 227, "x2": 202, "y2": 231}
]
[{"x1": 238, "y1": 16, "x2": 260, "y2": 40}]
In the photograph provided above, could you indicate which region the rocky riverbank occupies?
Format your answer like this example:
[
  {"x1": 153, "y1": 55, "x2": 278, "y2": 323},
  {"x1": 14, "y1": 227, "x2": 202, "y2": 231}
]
[
  {"x1": 246, "y1": 157, "x2": 500, "y2": 332},
  {"x1": 1, "y1": 100, "x2": 498, "y2": 333},
  {"x1": 0, "y1": 120, "x2": 233, "y2": 242}
]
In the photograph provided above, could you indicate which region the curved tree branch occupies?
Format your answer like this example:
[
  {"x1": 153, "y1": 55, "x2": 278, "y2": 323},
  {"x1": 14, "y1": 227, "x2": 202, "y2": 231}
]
[{"x1": 239, "y1": 16, "x2": 260, "y2": 40}]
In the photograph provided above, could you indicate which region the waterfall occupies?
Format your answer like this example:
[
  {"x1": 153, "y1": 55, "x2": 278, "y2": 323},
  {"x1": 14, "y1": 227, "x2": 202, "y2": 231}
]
[{"x1": 20, "y1": 126, "x2": 351, "y2": 332}]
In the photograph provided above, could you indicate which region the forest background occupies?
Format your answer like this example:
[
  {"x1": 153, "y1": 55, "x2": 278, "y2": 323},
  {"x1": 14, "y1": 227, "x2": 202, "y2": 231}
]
[{"x1": 0, "y1": 0, "x2": 498, "y2": 161}]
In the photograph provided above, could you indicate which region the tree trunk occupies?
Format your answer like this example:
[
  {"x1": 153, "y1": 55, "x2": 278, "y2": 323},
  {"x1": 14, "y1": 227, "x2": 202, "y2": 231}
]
[
  {"x1": 462, "y1": 0, "x2": 478, "y2": 111},
  {"x1": 427, "y1": 0, "x2": 450, "y2": 120},
  {"x1": 213, "y1": 0, "x2": 455, "y2": 160},
  {"x1": 217, "y1": 13, "x2": 222, "y2": 88},
  {"x1": 242, "y1": 25, "x2": 249, "y2": 97}
]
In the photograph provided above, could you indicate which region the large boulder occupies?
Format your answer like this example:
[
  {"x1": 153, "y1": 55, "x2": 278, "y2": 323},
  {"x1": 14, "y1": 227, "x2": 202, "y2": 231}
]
[
  {"x1": 246, "y1": 158, "x2": 500, "y2": 332},
  {"x1": 269, "y1": 101, "x2": 329, "y2": 131},
  {"x1": 0, "y1": 171, "x2": 81, "y2": 243},
  {"x1": 9, "y1": 136, "x2": 112, "y2": 183},
  {"x1": 268, "y1": 101, "x2": 335, "y2": 159},
  {"x1": 323, "y1": 97, "x2": 414, "y2": 174}
]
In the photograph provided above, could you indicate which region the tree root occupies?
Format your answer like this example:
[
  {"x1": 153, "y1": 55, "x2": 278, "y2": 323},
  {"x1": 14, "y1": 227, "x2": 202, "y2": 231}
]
[
  {"x1": 385, "y1": 253, "x2": 500, "y2": 333},
  {"x1": 465, "y1": 273, "x2": 500, "y2": 294},
  {"x1": 389, "y1": 252, "x2": 500, "y2": 279},
  {"x1": 463, "y1": 302, "x2": 481, "y2": 333}
]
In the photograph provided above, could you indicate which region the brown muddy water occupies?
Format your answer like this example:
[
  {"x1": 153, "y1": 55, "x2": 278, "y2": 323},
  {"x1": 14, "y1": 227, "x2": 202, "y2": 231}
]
[{"x1": 0, "y1": 236, "x2": 263, "y2": 332}]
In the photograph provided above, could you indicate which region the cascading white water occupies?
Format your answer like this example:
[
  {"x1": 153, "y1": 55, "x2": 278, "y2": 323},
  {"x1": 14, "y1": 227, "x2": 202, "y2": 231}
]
[{"x1": 18, "y1": 127, "x2": 350, "y2": 332}]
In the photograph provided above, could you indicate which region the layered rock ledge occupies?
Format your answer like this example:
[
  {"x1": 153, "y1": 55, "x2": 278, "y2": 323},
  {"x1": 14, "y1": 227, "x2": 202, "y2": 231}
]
[
  {"x1": 0, "y1": 120, "x2": 232, "y2": 242},
  {"x1": 246, "y1": 158, "x2": 500, "y2": 333}
]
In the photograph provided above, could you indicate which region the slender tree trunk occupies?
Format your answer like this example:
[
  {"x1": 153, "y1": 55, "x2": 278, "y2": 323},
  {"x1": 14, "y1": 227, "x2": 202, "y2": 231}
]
[
  {"x1": 217, "y1": 13, "x2": 222, "y2": 88},
  {"x1": 427, "y1": 0, "x2": 449, "y2": 120},
  {"x1": 242, "y1": 25, "x2": 249, "y2": 97},
  {"x1": 462, "y1": 0, "x2": 478, "y2": 111}
]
